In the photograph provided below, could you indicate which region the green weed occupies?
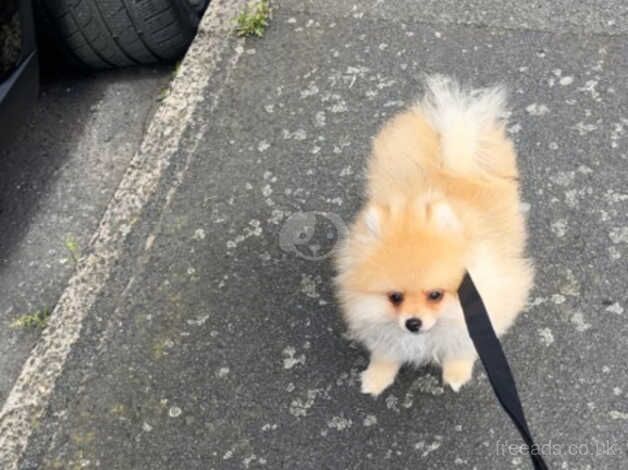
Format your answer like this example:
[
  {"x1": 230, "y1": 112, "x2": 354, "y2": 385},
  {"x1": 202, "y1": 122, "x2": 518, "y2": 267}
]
[
  {"x1": 235, "y1": 0, "x2": 271, "y2": 37},
  {"x1": 10, "y1": 308, "x2": 52, "y2": 329},
  {"x1": 64, "y1": 234, "x2": 80, "y2": 264}
]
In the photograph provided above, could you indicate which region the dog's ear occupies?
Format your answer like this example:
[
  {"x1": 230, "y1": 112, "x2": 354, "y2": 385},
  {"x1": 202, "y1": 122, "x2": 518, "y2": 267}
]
[
  {"x1": 363, "y1": 204, "x2": 383, "y2": 238},
  {"x1": 427, "y1": 200, "x2": 462, "y2": 234}
]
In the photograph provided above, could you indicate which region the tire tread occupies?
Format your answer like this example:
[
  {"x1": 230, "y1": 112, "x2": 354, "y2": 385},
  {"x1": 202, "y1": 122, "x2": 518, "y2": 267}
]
[{"x1": 37, "y1": 0, "x2": 203, "y2": 69}]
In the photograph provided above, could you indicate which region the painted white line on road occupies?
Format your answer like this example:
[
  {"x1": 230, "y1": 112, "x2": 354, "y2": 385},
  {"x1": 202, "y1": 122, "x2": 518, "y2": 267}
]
[{"x1": 0, "y1": 1, "x2": 245, "y2": 467}]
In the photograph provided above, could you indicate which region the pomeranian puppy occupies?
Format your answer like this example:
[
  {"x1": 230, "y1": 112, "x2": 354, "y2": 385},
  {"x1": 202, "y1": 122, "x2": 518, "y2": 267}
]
[{"x1": 335, "y1": 76, "x2": 533, "y2": 396}]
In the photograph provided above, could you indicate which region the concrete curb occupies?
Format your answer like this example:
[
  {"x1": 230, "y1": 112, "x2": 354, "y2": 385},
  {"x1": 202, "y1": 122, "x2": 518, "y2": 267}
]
[{"x1": 0, "y1": 1, "x2": 246, "y2": 467}]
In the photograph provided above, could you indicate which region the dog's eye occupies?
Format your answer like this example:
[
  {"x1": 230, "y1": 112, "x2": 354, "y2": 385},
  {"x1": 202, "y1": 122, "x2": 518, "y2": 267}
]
[
  {"x1": 388, "y1": 291, "x2": 404, "y2": 305},
  {"x1": 427, "y1": 290, "x2": 444, "y2": 302}
]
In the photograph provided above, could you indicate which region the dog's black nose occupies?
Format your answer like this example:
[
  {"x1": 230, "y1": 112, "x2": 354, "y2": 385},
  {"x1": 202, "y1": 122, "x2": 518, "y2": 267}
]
[{"x1": 405, "y1": 318, "x2": 422, "y2": 333}]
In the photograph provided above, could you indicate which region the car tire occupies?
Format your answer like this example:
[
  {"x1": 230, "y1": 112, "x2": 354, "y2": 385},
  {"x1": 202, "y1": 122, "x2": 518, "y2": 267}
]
[{"x1": 36, "y1": 0, "x2": 209, "y2": 69}]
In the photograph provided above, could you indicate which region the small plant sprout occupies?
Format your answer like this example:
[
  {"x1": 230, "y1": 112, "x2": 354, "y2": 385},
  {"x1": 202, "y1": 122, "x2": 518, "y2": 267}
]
[
  {"x1": 10, "y1": 308, "x2": 52, "y2": 329},
  {"x1": 235, "y1": 0, "x2": 271, "y2": 37},
  {"x1": 64, "y1": 234, "x2": 80, "y2": 264}
]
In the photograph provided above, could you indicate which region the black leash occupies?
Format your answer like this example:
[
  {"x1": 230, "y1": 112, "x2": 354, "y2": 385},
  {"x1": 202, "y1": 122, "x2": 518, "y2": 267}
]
[{"x1": 458, "y1": 272, "x2": 549, "y2": 470}]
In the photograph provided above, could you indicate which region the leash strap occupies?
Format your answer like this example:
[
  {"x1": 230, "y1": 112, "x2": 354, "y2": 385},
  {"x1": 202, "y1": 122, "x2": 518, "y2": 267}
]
[{"x1": 458, "y1": 272, "x2": 549, "y2": 470}]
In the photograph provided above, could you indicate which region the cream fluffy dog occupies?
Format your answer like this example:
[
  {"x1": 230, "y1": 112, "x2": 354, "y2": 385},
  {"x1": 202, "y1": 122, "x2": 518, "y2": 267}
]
[{"x1": 335, "y1": 76, "x2": 533, "y2": 396}]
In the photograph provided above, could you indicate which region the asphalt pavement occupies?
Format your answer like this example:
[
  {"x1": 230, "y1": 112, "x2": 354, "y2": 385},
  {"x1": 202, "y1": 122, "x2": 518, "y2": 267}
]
[
  {"x1": 1, "y1": 1, "x2": 626, "y2": 469},
  {"x1": 0, "y1": 62, "x2": 169, "y2": 416}
]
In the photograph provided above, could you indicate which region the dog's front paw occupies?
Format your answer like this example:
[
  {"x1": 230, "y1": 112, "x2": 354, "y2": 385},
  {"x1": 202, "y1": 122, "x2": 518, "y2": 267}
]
[
  {"x1": 360, "y1": 360, "x2": 399, "y2": 397},
  {"x1": 442, "y1": 359, "x2": 474, "y2": 393},
  {"x1": 361, "y1": 369, "x2": 394, "y2": 397}
]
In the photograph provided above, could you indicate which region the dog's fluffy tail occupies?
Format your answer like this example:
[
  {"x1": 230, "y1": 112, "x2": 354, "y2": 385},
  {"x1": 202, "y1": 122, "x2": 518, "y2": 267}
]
[{"x1": 417, "y1": 75, "x2": 514, "y2": 179}]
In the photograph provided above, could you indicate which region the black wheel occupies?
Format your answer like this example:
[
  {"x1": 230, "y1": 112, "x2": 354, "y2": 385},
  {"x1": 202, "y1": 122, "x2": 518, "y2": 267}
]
[{"x1": 36, "y1": 0, "x2": 210, "y2": 69}]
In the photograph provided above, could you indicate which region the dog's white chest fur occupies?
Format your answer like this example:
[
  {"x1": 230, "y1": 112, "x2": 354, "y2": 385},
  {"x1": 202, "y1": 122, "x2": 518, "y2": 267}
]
[{"x1": 348, "y1": 310, "x2": 474, "y2": 365}]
